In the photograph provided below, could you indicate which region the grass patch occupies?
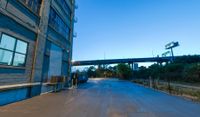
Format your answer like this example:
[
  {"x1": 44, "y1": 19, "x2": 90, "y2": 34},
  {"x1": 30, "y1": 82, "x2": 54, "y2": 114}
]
[{"x1": 133, "y1": 79, "x2": 200, "y2": 102}]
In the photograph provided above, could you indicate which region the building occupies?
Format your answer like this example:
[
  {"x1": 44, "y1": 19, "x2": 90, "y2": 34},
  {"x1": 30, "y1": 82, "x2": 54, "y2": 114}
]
[
  {"x1": 0, "y1": 0, "x2": 75, "y2": 105},
  {"x1": 133, "y1": 63, "x2": 139, "y2": 71}
]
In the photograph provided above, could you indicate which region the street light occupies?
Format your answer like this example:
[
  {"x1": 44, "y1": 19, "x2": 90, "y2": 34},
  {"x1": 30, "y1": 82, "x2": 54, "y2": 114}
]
[{"x1": 165, "y1": 41, "x2": 180, "y2": 61}]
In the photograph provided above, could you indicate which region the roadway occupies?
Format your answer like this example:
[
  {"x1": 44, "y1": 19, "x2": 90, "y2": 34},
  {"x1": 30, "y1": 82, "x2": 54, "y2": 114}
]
[{"x1": 0, "y1": 78, "x2": 200, "y2": 117}]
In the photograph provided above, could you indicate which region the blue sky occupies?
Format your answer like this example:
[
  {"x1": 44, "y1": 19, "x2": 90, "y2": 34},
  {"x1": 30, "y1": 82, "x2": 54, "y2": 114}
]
[{"x1": 73, "y1": 0, "x2": 200, "y2": 61}]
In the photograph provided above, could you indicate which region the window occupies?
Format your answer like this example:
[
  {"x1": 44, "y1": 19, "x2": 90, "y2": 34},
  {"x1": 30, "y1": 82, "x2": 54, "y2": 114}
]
[
  {"x1": 19, "y1": 0, "x2": 42, "y2": 14},
  {"x1": 49, "y1": 8, "x2": 70, "y2": 39},
  {"x1": 0, "y1": 50, "x2": 13, "y2": 65},
  {"x1": 57, "y1": 0, "x2": 71, "y2": 16},
  {"x1": 0, "y1": 34, "x2": 28, "y2": 67}
]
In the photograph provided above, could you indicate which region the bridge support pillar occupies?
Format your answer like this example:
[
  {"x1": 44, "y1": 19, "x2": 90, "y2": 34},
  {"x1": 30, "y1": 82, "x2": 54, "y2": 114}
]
[{"x1": 131, "y1": 63, "x2": 134, "y2": 79}]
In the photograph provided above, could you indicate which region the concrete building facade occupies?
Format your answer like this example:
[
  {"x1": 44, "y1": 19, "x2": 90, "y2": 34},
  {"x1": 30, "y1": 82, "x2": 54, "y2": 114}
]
[{"x1": 0, "y1": 0, "x2": 75, "y2": 105}]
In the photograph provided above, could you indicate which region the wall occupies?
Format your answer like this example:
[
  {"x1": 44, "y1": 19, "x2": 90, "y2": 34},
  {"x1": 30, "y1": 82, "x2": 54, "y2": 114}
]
[
  {"x1": 0, "y1": 88, "x2": 29, "y2": 106},
  {"x1": 0, "y1": 0, "x2": 75, "y2": 104},
  {"x1": 0, "y1": 0, "x2": 38, "y2": 86}
]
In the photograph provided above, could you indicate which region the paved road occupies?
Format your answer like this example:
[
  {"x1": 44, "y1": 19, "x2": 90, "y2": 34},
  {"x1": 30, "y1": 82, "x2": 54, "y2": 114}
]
[{"x1": 0, "y1": 78, "x2": 200, "y2": 117}]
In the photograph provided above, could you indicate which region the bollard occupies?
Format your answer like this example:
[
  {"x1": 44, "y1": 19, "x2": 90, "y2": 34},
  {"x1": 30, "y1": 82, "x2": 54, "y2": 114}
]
[{"x1": 149, "y1": 76, "x2": 153, "y2": 88}]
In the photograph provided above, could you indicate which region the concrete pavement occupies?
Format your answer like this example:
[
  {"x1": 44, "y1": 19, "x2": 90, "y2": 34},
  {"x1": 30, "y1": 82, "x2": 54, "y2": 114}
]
[{"x1": 0, "y1": 78, "x2": 200, "y2": 117}]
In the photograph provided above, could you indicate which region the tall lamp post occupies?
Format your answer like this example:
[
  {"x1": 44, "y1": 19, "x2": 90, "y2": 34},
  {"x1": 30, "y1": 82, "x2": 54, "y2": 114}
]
[{"x1": 165, "y1": 41, "x2": 180, "y2": 62}]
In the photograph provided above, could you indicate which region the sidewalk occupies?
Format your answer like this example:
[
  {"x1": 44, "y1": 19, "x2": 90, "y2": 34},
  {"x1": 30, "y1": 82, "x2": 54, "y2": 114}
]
[{"x1": 0, "y1": 89, "x2": 78, "y2": 117}]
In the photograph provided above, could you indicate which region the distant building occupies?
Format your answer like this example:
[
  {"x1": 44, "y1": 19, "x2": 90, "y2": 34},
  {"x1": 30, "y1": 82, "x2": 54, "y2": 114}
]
[
  {"x1": 133, "y1": 63, "x2": 139, "y2": 71},
  {"x1": 0, "y1": 0, "x2": 75, "y2": 105}
]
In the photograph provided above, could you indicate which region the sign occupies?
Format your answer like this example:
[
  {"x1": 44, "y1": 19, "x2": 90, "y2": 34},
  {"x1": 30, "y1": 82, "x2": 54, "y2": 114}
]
[{"x1": 165, "y1": 42, "x2": 179, "y2": 49}]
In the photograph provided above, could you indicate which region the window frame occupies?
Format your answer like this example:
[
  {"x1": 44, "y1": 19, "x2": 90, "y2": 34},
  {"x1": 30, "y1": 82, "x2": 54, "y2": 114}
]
[{"x1": 0, "y1": 33, "x2": 29, "y2": 67}]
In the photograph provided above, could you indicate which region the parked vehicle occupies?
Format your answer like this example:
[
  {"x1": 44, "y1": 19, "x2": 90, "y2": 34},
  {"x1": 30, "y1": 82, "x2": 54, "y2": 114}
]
[
  {"x1": 71, "y1": 72, "x2": 88, "y2": 84},
  {"x1": 78, "y1": 76, "x2": 88, "y2": 83}
]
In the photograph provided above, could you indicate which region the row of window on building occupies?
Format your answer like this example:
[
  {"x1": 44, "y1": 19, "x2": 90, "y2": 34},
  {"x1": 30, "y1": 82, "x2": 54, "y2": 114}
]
[
  {"x1": 19, "y1": 0, "x2": 72, "y2": 15},
  {"x1": 19, "y1": 0, "x2": 71, "y2": 39},
  {"x1": 0, "y1": 33, "x2": 67, "y2": 68},
  {"x1": 57, "y1": 0, "x2": 72, "y2": 16},
  {"x1": 0, "y1": 0, "x2": 72, "y2": 67},
  {"x1": 49, "y1": 8, "x2": 70, "y2": 39},
  {"x1": 19, "y1": 0, "x2": 42, "y2": 14}
]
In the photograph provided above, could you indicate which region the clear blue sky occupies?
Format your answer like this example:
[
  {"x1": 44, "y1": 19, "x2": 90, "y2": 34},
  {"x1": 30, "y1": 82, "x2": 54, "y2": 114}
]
[{"x1": 73, "y1": 0, "x2": 200, "y2": 61}]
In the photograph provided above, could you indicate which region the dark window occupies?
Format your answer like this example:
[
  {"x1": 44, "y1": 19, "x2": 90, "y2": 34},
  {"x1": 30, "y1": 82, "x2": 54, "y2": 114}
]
[
  {"x1": 19, "y1": 0, "x2": 42, "y2": 14},
  {"x1": 57, "y1": 0, "x2": 71, "y2": 16},
  {"x1": 49, "y1": 8, "x2": 70, "y2": 39},
  {"x1": 0, "y1": 34, "x2": 28, "y2": 67}
]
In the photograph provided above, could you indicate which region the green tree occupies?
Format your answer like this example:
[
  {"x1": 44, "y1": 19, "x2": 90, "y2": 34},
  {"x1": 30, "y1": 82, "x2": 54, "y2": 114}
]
[
  {"x1": 134, "y1": 66, "x2": 149, "y2": 79},
  {"x1": 148, "y1": 64, "x2": 162, "y2": 79},
  {"x1": 174, "y1": 55, "x2": 200, "y2": 64},
  {"x1": 116, "y1": 63, "x2": 132, "y2": 79},
  {"x1": 183, "y1": 63, "x2": 200, "y2": 82},
  {"x1": 87, "y1": 66, "x2": 96, "y2": 78},
  {"x1": 163, "y1": 63, "x2": 184, "y2": 81}
]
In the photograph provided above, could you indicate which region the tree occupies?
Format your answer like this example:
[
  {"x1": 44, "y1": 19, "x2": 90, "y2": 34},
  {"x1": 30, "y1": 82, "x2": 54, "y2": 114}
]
[
  {"x1": 87, "y1": 66, "x2": 96, "y2": 78},
  {"x1": 163, "y1": 63, "x2": 184, "y2": 81},
  {"x1": 133, "y1": 66, "x2": 149, "y2": 79},
  {"x1": 174, "y1": 55, "x2": 200, "y2": 64},
  {"x1": 116, "y1": 63, "x2": 132, "y2": 79},
  {"x1": 183, "y1": 63, "x2": 200, "y2": 82},
  {"x1": 148, "y1": 64, "x2": 162, "y2": 79}
]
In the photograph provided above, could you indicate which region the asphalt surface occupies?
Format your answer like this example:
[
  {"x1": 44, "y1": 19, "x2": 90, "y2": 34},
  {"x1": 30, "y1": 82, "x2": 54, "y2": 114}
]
[{"x1": 0, "y1": 78, "x2": 200, "y2": 117}]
